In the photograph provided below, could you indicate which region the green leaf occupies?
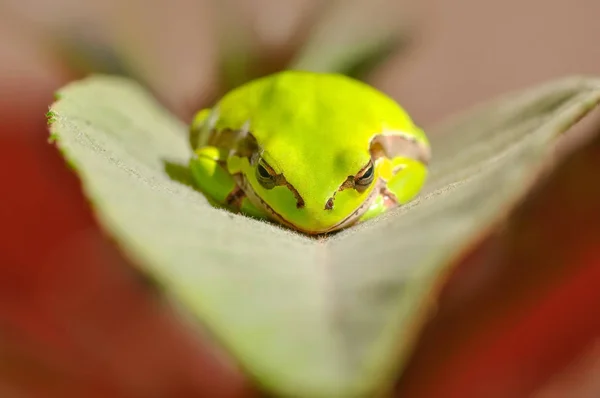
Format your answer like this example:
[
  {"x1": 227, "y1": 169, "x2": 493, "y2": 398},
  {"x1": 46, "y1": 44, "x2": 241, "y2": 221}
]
[
  {"x1": 50, "y1": 30, "x2": 134, "y2": 78},
  {"x1": 288, "y1": 0, "x2": 413, "y2": 79},
  {"x1": 213, "y1": 0, "x2": 263, "y2": 93},
  {"x1": 47, "y1": 75, "x2": 600, "y2": 397},
  {"x1": 214, "y1": 0, "x2": 414, "y2": 91},
  {"x1": 394, "y1": 109, "x2": 600, "y2": 398}
]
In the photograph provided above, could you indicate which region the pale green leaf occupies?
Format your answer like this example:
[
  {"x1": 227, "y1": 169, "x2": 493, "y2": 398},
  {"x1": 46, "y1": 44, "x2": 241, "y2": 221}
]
[
  {"x1": 48, "y1": 75, "x2": 600, "y2": 397},
  {"x1": 289, "y1": 0, "x2": 414, "y2": 78}
]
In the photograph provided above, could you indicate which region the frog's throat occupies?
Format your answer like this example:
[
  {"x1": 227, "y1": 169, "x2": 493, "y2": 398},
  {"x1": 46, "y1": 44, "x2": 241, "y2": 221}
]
[
  {"x1": 235, "y1": 174, "x2": 384, "y2": 235},
  {"x1": 324, "y1": 180, "x2": 384, "y2": 232}
]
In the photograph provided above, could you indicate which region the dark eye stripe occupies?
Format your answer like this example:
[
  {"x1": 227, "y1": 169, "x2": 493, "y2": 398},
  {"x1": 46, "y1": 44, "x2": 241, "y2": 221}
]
[
  {"x1": 255, "y1": 158, "x2": 305, "y2": 209},
  {"x1": 355, "y1": 161, "x2": 375, "y2": 187},
  {"x1": 257, "y1": 163, "x2": 271, "y2": 178},
  {"x1": 360, "y1": 164, "x2": 374, "y2": 180},
  {"x1": 256, "y1": 162, "x2": 276, "y2": 189}
]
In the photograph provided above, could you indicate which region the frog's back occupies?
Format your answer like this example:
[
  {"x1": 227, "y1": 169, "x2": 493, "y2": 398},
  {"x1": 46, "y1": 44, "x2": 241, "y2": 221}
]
[{"x1": 213, "y1": 70, "x2": 422, "y2": 150}]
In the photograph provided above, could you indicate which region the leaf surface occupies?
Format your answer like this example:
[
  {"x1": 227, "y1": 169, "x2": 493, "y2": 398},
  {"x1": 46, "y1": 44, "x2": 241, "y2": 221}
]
[
  {"x1": 48, "y1": 75, "x2": 600, "y2": 397},
  {"x1": 289, "y1": 0, "x2": 414, "y2": 79}
]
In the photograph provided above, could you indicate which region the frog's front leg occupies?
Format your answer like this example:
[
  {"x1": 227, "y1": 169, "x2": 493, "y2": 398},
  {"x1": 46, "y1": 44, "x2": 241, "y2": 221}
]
[
  {"x1": 189, "y1": 147, "x2": 267, "y2": 219},
  {"x1": 359, "y1": 157, "x2": 428, "y2": 222}
]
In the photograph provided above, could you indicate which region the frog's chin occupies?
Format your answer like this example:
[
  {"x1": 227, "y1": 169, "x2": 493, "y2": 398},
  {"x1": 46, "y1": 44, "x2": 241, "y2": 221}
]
[
  {"x1": 316, "y1": 182, "x2": 382, "y2": 234},
  {"x1": 237, "y1": 174, "x2": 382, "y2": 235}
]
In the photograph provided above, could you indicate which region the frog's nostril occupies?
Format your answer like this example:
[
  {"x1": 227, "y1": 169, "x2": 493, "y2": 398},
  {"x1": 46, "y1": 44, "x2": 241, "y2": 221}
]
[{"x1": 324, "y1": 197, "x2": 334, "y2": 210}]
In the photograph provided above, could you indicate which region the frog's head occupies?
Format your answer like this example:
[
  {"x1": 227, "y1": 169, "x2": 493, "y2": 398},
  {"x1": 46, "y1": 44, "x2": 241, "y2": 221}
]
[
  {"x1": 231, "y1": 133, "x2": 383, "y2": 235},
  {"x1": 213, "y1": 70, "x2": 429, "y2": 235}
]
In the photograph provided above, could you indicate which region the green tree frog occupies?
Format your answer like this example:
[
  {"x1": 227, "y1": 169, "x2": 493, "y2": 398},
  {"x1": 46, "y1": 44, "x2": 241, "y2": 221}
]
[{"x1": 189, "y1": 70, "x2": 431, "y2": 235}]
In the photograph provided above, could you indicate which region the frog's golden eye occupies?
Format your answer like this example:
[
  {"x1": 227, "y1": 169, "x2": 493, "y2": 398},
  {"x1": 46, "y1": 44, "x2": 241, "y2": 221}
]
[
  {"x1": 256, "y1": 160, "x2": 276, "y2": 189},
  {"x1": 354, "y1": 160, "x2": 375, "y2": 190}
]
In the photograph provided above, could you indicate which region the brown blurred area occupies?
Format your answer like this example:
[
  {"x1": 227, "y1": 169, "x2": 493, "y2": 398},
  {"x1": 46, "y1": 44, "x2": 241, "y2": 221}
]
[
  {"x1": 5, "y1": 0, "x2": 600, "y2": 124},
  {"x1": 1, "y1": 1, "x2": 599, "y2": 397}
]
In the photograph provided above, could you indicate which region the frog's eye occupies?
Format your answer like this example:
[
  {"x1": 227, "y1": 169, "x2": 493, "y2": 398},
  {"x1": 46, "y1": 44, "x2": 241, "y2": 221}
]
[
  {"x1": 256, "y1": 161, "x2": 276, "y2": 189},
  {"x1": 354, "y1": 160, "x2": 375, "y2": 191}
]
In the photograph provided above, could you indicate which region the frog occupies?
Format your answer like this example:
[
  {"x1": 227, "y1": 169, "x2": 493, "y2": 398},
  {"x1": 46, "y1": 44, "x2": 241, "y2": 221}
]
[{"x1": 188, "y1": 70, "x2": 430, "y2": 235}]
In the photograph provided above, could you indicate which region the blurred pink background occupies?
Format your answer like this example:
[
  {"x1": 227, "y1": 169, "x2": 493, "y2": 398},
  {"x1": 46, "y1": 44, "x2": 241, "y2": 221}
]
[
  {"x1": 1, "y1": 1, "x2": 599, "y2": 397},
  {"x1": 5, "y1": 0, "x2": 600, "y2": 125}
]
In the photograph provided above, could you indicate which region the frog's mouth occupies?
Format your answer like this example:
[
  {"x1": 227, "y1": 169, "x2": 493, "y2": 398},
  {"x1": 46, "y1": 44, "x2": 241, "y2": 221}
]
[{"x1": 236, "y1": 174, "x2": 387, "y2": 235}]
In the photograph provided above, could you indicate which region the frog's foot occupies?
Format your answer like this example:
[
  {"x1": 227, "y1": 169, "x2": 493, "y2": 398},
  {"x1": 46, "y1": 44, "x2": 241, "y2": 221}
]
[
  {"x1": 359, "y1": 157, "x2": 428, "y2": 222},
  {"x1": 189, "y1": 146, "x2": 266, "y2": 219},
  {"x1": 358, "y1": 191, "x2": 394, "y2": 222}
]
